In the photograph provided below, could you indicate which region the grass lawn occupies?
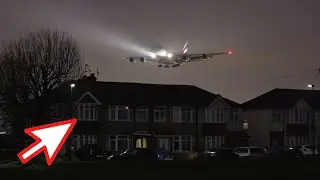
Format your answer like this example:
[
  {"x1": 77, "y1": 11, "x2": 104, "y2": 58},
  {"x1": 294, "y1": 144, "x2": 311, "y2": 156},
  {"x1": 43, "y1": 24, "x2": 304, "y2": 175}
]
[{"x1": 0, "y1": 159, "x2": 319, "y2": 179}]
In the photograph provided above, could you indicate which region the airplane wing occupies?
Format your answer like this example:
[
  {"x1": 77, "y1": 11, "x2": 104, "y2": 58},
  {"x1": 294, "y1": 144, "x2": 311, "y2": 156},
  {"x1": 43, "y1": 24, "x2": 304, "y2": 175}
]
[{"x1": 176, "y1": 50, "x2": 232, "y2": 62}]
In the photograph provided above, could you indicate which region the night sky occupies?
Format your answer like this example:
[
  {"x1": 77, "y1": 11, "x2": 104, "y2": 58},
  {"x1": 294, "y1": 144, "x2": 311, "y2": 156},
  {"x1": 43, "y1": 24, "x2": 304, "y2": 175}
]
[{"x1": 1, "y1": 0, "x2": 319, "y2": 103}]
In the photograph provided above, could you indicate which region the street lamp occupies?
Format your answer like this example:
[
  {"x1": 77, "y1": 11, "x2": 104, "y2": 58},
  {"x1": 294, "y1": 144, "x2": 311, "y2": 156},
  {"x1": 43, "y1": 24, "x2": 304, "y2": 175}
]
[
  {"x1": 307, "y1": 84, "x2": 316, "y2": 155},
  {"x1": 70, "y1": 83, "x2": 75, "y2": 101},
  {"x1": 68, "y1": 83, "x2": 75, "y2": 160}
]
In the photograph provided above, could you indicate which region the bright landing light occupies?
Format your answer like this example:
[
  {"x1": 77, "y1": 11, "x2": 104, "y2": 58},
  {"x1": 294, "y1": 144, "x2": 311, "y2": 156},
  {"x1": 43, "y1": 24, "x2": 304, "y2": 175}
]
[
  {"x1": 150, "y1": 53, "x2": 156, "y2": 58},
  {"x1": 167, "y1": 53, "x2": 173, "y2": 58},
  {"x1": 159, "y1": 50, "x2": 167, "y2": 57}
]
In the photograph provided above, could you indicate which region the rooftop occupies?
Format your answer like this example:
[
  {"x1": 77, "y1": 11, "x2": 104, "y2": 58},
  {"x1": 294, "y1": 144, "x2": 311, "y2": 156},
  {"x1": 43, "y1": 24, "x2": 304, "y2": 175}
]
[
  {"x1": 242, "y1": 88, "x2": 320, "y2": 109},
  {"x1": 50, "y1": 79, "x2": 240, "y2": 107}
]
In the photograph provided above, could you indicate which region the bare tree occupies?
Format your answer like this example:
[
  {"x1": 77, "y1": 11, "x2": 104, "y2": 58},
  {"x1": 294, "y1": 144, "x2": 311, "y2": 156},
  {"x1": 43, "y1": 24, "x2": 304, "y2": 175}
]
[{"x1": 0, "y1": 28, "x2": 83, "y2": 136}]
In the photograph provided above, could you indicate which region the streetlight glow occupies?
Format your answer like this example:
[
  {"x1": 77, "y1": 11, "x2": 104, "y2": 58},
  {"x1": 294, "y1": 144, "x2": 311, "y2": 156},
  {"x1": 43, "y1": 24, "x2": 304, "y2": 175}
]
[{"x1": 70, "y1": 83, "x2": 75, "y2": 88}]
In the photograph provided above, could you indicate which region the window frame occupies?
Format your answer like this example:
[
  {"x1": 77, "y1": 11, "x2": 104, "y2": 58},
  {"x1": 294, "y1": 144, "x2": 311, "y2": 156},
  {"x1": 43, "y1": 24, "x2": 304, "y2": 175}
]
[
  {"x1": 172, "y1": 135, "x2": 194, "y2": 152},
  {"x1": 76, "y1": 103, "x2": 98, "y2": 121},
  {"x1": 207, "y1": 108, "x2": 225, "y2": 123},
  {"x1": 180, "y1": 107, "x2": 195, "y2": 123},
  {"x1": 204, "y1": 136, "x2": 225, "y2": 150},
  {"x1": 136, "y1": 106, "x2": 148, "y2": 122},
  {"x1": 109, "y1": 105, "x2": 132, "y2": 121},
  {"x1": 154, "y1": 106, "x2": 166, "y2": 122},
  {"x1": 108, "y1": 135, "x2": 133, "y2": 151}
]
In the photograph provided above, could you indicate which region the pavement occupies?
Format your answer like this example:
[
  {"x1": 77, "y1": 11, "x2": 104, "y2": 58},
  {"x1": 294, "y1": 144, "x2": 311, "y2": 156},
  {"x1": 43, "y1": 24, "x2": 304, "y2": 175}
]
[{"x1": 0, "y1": 155, "x2": 80, "y2": 169}]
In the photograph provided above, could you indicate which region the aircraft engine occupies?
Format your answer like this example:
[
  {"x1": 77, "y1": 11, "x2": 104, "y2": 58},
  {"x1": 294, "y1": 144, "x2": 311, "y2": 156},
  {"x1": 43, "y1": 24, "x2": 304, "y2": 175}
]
[
  {"x1": 140, "y1": 57, "x2": 145, "y2": 62},
  {"x1": 182, "y1": 55, "x2": 187, "y2": 60},
  {"x1": 129, "y1": 57, "x2": 134, "y2": 62},
  {"x1": 202, "y1": 54, "x2": 208, "y2": 59}
]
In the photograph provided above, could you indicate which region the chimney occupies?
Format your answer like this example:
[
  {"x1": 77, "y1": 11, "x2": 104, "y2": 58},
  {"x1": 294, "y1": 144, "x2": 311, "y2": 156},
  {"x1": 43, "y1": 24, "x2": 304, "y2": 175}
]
[
  {"x1": 79, "y1": 73, "x2": 97, "y2": 83},
  {"x1": 88, "y1": 73, "x2": 97, "y2": 81}
]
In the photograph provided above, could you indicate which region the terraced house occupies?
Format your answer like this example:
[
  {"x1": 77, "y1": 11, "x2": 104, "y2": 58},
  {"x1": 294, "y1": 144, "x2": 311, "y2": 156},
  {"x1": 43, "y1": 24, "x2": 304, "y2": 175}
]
[
  {"x1": 49, "y1": 74, "x2": 247, "y2": 153},
  {"x1": 243, "y1": 88, "x2": 320, "y2": 148}
]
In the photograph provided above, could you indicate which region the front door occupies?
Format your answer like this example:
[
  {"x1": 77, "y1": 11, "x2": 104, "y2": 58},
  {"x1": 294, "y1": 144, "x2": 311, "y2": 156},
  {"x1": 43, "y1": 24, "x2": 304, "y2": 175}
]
[
  {"x1": 158, "y1": 138, "x2": 170, "y2": 151},
  {"x1": 136, "y1": 138, "x2": 147, "y2": 148}
]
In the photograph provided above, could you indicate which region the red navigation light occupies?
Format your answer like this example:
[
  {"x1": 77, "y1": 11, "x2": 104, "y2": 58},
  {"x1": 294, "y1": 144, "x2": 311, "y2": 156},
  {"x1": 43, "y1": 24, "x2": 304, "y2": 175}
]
[{"x1": 227, "y1": 50, "x2": 232, "y2": 55}]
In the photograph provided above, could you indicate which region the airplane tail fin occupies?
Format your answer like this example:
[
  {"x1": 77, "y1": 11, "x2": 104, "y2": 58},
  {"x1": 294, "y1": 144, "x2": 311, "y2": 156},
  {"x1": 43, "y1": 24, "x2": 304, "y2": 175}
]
[{"x1": 181, "y1": 41, "x2": 188, "y2": 55}]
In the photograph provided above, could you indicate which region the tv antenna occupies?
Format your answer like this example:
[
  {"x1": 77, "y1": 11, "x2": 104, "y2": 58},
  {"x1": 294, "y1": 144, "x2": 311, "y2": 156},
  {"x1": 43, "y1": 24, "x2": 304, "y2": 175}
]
[{"x1": 96, "y1": 68, "x2": 100, "y2": 79}]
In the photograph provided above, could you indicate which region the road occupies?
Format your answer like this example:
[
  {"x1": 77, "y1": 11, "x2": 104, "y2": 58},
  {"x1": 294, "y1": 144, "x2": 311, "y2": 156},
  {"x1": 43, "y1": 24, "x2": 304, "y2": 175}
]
[{"x1": 0, "y1": 160, "x2": 318, "y2": 178}]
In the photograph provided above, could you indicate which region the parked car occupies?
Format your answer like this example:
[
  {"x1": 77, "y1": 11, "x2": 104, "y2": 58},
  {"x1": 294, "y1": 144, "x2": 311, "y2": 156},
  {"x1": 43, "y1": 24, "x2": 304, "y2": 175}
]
[
  {"x1": 197, "y1": 148, "x2": 240, "y2": 162},
  {"x1": 267, "y1": 146, "x2": 299, "y2": 160},
  {"x1": 293, "y1": 145, "x2": 319, "y2": 156},
  {"x1": 157, "y1": 148, "x2": 174, "y2": 160},
  {"x1": 74, "y1": 144, "x2": 107, "y2": 160},
  {"x1": 234, "y1": 146, "x2": 268, "y2": 160},
  {"x1": 213, "y1": 148, "x2": 241, "y2": 162},
  {"x1": 107, "y1": 148, "x2": 159, "y2": 162},
  {"x1": 197, "y1": 148, "x2": 218, "y2": 161}
]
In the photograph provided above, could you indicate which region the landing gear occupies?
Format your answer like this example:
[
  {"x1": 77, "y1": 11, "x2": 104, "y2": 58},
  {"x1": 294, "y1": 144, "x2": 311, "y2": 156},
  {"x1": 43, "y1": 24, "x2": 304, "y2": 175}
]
[
  {"x1": 158, "y1": 65, "x2": 162, "y2": 67},
  {"x1": 172, "y1": 64, "x2": 180, "y2": 68},
  {"x1": 164, "y1": 65, "x2": 170, "y2": 68}
]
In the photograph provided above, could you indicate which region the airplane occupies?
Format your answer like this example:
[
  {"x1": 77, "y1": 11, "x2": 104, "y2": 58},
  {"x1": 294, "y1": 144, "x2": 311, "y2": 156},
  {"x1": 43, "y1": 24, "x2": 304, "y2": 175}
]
[{"x1": 122, "y1": 41, "x2": 232, "y2": 68}]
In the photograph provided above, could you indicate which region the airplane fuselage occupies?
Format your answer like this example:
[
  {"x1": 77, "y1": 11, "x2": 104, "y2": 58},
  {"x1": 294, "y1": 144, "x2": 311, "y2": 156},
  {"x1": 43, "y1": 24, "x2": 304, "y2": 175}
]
[{"x1": 157, "y1": 57, "x2": 175, "y2": 65}]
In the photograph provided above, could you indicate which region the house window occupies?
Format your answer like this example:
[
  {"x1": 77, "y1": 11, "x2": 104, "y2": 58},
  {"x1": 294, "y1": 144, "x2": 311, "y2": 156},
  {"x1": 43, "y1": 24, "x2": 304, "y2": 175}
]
[
  {"x1": 109, "y1": 105, "x2": 132, "y2": 121},
  {"x1": 181, "y1": 107, "x2": 195, "y2": 123},
  {"x1": 290, "y1": 109, "x2": 308, "y2": 124},
  {"x1": 172, "y1": 106, "x2": 181, "y2": 122},
  {"x1": 208, "y1": 108, "x2": 225, "y2": 123},
  {"x1": 172, "y1": 135, "x2": 194, "y2": 152},
  {"x1": 154, "y1": 106, "x2": 166, "y2": 122},
  {"x1": 232, "y1": 109, "x2": 239, "y2": 123},
  {"x1": 77, "y1": 104, "x2": 98, "y2": 121},
  {"x1": 272, "y1": 111, "x2": 281, "y2": 123},
  {"x1": 136, "y1": 106, "x2": 148, "y2": 122},
  {"x1": 294, "y1": 109, "x2": 299, "y2": 123},
  {"x1": 288, "y1": 136, "x2": 308, "y2": 147},
  {"x1": 74, "y1": 134, "x2": 98, "y2": 150},
  {"x1": 108, "y1": 135, "x2": 133, "y2": 151},
  {"x1": 205, "y1": 136, "x2": 225, "y2": 150}
]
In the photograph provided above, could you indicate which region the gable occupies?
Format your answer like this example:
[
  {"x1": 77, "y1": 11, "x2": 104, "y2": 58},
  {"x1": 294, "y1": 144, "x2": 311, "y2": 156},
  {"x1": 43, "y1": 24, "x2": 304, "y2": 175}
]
[
  {"x1": 208, "y1": 96, "x2": 231, "y2": 108},
  {"x1": 292, "y1": 99, "x2": 312, "y2": 110},
  {"x1": 75, "y1": 92, "x2": 102, "y2": 105},
  {"x1": 79, "y1": 95, "x2": 97, "y2": 103}
]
